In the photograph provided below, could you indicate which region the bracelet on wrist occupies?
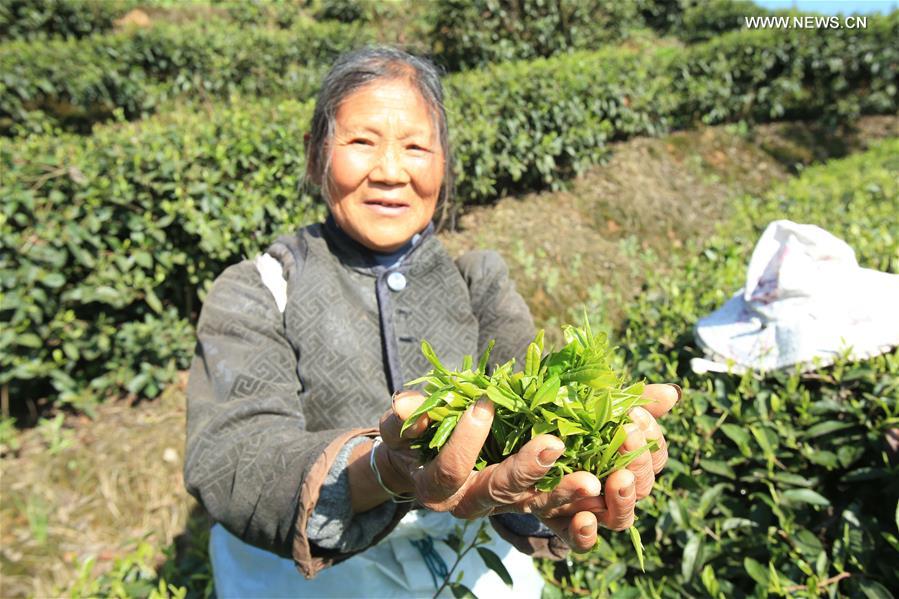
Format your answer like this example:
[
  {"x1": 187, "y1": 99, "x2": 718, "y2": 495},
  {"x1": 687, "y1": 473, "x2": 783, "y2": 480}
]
[{"x1": 370, "y1": 436, "x2": 416, "y2": 504}]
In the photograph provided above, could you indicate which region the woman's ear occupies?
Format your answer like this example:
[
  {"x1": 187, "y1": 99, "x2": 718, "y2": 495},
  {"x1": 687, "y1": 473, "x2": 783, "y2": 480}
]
[{"x1": 304, "y1": 132, "x2": 322, "y2": 186}]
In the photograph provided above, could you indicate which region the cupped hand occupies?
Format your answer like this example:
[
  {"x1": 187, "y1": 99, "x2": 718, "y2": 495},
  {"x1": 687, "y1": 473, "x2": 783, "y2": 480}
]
[{"x1": 375, "y1": 383, "x2": 680, "y2": 552}]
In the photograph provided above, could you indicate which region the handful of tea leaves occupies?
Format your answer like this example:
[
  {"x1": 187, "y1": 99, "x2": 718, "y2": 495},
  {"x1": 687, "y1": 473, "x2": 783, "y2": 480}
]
[{"x1": 402, "y1": 319, "x2": 656, "y2": 566}]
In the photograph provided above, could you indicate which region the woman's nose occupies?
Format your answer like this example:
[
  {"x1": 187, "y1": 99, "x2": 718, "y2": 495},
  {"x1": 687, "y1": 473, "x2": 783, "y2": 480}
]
[{"x1": 369, "y1": 143, "x2": 410, "y2": 185}]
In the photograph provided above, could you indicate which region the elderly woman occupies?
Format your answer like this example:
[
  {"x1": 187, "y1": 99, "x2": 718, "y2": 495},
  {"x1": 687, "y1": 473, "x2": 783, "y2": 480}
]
[{"x1": 184, "y1": 47, "x2": 680, "y2": 597}]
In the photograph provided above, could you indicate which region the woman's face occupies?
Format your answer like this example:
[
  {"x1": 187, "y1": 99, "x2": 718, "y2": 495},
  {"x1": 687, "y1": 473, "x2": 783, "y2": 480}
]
[{"x1": 321, "y1": 78, "x2": 445, "y2": 253}]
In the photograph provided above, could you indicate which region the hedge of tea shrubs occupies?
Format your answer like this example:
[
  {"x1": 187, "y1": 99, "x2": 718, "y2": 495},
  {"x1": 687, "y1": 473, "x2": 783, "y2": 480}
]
[
  {"x1": 9, "y1": 2, "x2": 890, "y2": 136},
  {"x1": 0, "y1": 0, "x2": 142, "y2": 41},
  {"x1": 1, "y1": 100, "x2": 319, "y2": 409},
  {"x1": 639, "y1": 0, "x2": 773, "y2": 42},
  {"x1": 2, "y1": 13, "x2": 897, "y2": 412},
  {"x1": 565, "y1": 137, "x2": 899, "y2": 598},
  {"x1": 429, "y1": 0, "x2": 646, "y2": 71},
  {"x1": 444, "y1": 13, "x2": 898, "y2": 206},
  {"x1": 0, "y1": 17, "x2": 374, "y2": 135}
]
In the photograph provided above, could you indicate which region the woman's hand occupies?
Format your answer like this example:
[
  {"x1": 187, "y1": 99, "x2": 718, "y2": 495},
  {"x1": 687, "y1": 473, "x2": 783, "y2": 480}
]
[{"x1": 374, "y1": 383, "x2": 680, "y2": 552}]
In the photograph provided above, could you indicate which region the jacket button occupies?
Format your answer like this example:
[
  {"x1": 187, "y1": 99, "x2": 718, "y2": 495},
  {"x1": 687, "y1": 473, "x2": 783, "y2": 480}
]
[{"x1": 387, "y1": 271, "x2": 407, "y2": 292}]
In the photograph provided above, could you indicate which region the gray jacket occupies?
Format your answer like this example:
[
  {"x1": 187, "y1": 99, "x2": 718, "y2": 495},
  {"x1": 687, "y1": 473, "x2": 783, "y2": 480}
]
[{"x1": 184, "y1": 217, "x2": 565, "y2": 579}]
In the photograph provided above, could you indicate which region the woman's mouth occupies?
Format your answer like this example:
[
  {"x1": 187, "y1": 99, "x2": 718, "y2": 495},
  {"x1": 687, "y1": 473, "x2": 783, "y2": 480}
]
[{"x1": 364, "y1": 199, "x2": 411, "y2": 216}]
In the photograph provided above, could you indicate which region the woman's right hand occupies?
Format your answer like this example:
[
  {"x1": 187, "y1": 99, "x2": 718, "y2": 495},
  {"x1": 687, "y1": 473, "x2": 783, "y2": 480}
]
[{"x1": 373, "y1": 389, "x2": 670, "y2": 552}]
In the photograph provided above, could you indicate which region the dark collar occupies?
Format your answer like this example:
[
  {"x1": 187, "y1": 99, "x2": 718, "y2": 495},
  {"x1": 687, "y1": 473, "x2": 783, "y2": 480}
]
[{"x1": 321, "y1": 214, "x2": 436, "y2": 273}]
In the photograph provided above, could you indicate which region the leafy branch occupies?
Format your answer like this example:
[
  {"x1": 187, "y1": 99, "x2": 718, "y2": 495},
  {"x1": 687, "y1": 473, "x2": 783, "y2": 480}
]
[{"x1": 433, "y1": 520, "x2": 513, "y2": 599}]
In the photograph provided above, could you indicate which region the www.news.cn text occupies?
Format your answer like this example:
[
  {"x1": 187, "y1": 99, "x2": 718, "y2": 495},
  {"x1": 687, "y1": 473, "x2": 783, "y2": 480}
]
[{"x1": 744, "y1": 15, "x2": 868, "y2": 29}]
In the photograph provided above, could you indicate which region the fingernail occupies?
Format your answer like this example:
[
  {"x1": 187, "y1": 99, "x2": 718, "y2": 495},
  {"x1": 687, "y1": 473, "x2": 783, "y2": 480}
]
[
  {"x1": 619, "y1": 483, "x2": 635, "y2": 498},
  {"x1": 392, "y1": 390, "x2": 418, "y2": 414},
  {"x1": 578, "y1": 525, "x2": 593, "y2": 538},
  {"x1": 667, "y1": 383, "x2": 682, "y2": 402},
  {"x1": 473, "y1": 397, "x2": 493, "y2": 421},
  {"x1": 576, "y1": 482, "x2": 600, "y2": 498},
  {"x1": 630, "y1": 407, "x2": 651, "y2": 430},
  {"x1": 537, "y1": 444, "x2": 564, "y2": 468}
]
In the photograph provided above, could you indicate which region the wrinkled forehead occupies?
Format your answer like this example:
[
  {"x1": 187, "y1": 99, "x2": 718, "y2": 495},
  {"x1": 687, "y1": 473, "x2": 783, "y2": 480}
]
[{"x1": 333, "y1": 76, "x2": 443, "y2": 141}]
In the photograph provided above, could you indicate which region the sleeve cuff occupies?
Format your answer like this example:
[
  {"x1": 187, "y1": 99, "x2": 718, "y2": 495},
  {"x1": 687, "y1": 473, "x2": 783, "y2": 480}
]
[
  {"x1": 292, "y1": 428, "x2": 412, "y2": 579},
  {"x1": 489, "y1": 514, "x2": 570, "y2": 561},
  {"x1": 306, "y1": 437, "x2": 397, "y2": 552}
]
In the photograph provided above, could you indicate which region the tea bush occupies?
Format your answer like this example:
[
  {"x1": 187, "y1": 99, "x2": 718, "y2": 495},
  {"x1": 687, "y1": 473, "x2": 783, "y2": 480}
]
[
  {"x1": 550, "y1": 139, "x2": 899, "y2": 597},
  {"x1": 676, "y1": 0, "x2": 770, "y2": 42},
  {"x1": 0, "y1": 99, "x2": 321, "y2": 411},
  {"x1": 639, "y1": 0, "x2": 772, "y2": 42},
  {"x1": 429, "y1": 0, "x2": 644, "y2": 71},
  {"x1": 0, "y1": 0, "x2": 141, "y2": 41},
  {"x1": 671, "y1": 20, "x2": 899, "y2": 126},
  {"x1": 0, "y1": 17, "x2": 374, "y2": 135}
]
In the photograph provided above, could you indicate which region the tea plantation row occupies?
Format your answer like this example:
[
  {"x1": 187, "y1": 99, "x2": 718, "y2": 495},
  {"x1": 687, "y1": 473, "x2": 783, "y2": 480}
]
[
  {"x1": 0, "y1": 17, "x2": 371, "y2": 135},
  {"x1": 5, "y1": 1, "x2": 886, "y2": 134}
]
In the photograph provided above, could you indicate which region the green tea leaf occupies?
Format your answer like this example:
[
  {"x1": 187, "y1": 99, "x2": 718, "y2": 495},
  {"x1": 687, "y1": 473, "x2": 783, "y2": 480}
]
[
  {"x1": 476, "y1": 547, "x2": 513, "y2": 587},
  {"x1": 401, "y1": 386, "x2": 451, "y2": 434},
  {"x1": 629, "y1": 526, "x2": 645, "y2": 572},
  {"x1": 485, "y1": 385, "x2": 522, "y2": 412},
  {"x1": 744, "y1": 557, "x2": 769, "y2": 587},
  {"x1": 560, "y1": 366, "x2": 608, "y2": 384},
  {"x1": 429, "y1": 414, "x2": 459, "y2": 450},
  {"x1": 421, "y1": 340, "x2": 447, "y2": 373},
  {"x1": 781, "y1": 489, "x2": 830, "y2": 507},
  {"x1": 525, "y1": 342, "x2": 540, "y2": 377},
  {"x1": 859, "y1": 579, "x2": 895, "y2": 599},
  {"x1": 720, "y1": 423, "x2": 752, "y2": 457},
  {"x1": 598, "y1": 425, "x2": 628, "y2": 473},
  {"x1": 456, "y1": 381, "x2": 483, "y2": 399},
  {"x1": 477, "y1": 339, "x2": 495, "y2": 374},
  {"x1": 531, "y1": 421, "x2": 555, "y2": 437},
  {"x1": 594, "y1": 391, "x2": 612, "y2": 427},
  {"x1": 681, "y1": 533, "x2": 702, "y2": 581},
  {"x1": 697, "y1": 483, "x2": 728, "y2": 518},
  {"x1": 530, "y1": 375, "x2": 560, "y2": 409},
  {"x1": 502, "y1": 426, "x2": 526, "y2": 455},
  {"x1": 556, "y1": 418, "x2": 587, "y2": 437},
  {"x1": 701, "y1": 564, "x2": 720, "y2": 597},
  {"x1": 700, "y1": 459, "x2": 735, "y2": 479},
  {"x1": 450, "y1": 582, "x2": 477, "y2": 598},
  {"x1": 802, "y1": 420, "x2": 856, "y2": 437},
  {"x1": 536, "y1": 472, "x2": 562, "y2": 492}
]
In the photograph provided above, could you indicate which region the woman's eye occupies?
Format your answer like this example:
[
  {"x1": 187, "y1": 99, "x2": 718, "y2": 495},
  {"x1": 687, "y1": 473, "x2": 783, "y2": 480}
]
[
  {"x1": 408, "y1": 144, "x2": 429, "y2": 152},
  {"x1": 351, "y1": 138, "x2": 374, "y2": 146}
]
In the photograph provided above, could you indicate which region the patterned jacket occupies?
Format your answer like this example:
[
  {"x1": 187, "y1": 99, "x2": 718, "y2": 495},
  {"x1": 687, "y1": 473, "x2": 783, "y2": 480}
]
[{"x1": 184, "y1": 216, "x2": 567, "y2": 579}]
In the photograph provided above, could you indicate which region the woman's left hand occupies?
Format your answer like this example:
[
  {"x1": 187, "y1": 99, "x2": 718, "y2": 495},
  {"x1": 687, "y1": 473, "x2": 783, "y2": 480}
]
[{"x1": 377, "y1": 383, "x2": 680, "y2": 552}]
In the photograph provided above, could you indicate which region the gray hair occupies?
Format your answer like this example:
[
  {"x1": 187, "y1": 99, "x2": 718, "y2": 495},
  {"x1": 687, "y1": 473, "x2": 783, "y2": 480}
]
[{"x1": 305, "y1": 46, "x2": 453, "y2": 211}]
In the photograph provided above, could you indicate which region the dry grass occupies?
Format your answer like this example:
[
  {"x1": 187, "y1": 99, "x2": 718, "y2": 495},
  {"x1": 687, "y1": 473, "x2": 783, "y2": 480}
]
[
  {"x1": 0, "y1": 376, "x2": 194, "y2": 598},
  {"x1": 2, "y1": 115, "x2": 896, "y2": 597}
]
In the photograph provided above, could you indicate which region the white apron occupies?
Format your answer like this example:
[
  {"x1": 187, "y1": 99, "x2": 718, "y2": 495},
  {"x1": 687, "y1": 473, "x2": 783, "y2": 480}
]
[{"x1": 210, "y1": 510, "x2": 546, "y2": 598}]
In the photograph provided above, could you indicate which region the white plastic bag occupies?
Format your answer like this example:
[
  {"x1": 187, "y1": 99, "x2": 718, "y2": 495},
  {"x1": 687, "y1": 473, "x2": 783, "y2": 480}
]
[{"x1": 692, "y1": 220, "x2": 899, "y2": 374}]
